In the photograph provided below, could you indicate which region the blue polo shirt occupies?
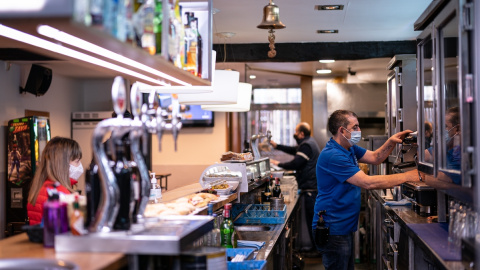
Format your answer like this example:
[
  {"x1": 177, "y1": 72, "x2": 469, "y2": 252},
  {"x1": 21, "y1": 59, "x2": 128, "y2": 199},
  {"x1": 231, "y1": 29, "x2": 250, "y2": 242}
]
[{"x1": 312, "y1": 138, "x2": 367, "y2": 235}]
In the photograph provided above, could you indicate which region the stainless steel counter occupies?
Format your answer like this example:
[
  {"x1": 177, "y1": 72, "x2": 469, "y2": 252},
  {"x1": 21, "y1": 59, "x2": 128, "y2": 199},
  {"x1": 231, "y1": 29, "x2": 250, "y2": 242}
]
[
  {"x1": 370, "y1": 189, "x2": 465, "y2": 270},
  {"x1": 235, "y1": 193, "x2": 300, "y2": 262}
]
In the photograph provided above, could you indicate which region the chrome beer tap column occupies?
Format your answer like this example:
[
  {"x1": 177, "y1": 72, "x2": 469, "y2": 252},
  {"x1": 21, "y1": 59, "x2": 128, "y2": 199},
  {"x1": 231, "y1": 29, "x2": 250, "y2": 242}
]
[
  {"x1": 129, "y1": 83, "x2": 151, "y2": 220},
  {"x1": 250, "y1": 131, "x2": 271, "y2": 160},
  {"x1": 90, "y1": 77, "x2": 130, "y2": 233}
]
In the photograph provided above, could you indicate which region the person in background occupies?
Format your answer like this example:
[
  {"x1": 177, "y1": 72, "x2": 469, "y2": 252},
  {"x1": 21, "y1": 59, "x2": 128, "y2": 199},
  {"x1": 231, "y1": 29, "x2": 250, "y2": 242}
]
[
  {"x1": 424, "y1": 121, "x2": 433, "y2": 149},
  {"x1": 27, "y1": 137, "x2": 83, "y2": 225},
  {"x1": 270, "y1": 122, "x2": 320, "y2": 252},
  {"x1": 314, "y1": 110, "x2": 420, "y2": 270}
]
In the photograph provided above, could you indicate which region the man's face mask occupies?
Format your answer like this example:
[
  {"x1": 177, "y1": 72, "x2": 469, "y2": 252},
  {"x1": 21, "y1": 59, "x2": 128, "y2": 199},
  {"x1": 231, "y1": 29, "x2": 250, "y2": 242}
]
[
  {"x1": 342, "y1": 127, "x2": 361, "y2": 146},
  {"x1": 445, "y1": 124, "x2": 459, "y2": 144},
  {"x1": 293, "y1": 134, "x2": 301, "y2": 144}
]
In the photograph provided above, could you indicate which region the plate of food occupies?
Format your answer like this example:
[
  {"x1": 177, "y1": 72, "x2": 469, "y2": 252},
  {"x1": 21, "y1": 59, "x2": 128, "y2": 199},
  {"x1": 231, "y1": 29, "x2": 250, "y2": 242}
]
[{"x1": 211, "y1": 182, "x2": 233, "y2": 195}]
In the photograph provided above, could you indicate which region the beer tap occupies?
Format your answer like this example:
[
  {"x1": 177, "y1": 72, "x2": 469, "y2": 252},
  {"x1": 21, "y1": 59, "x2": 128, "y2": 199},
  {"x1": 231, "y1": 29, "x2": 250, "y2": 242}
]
[
  {"x1": 90, "y1": 76, "x2": 129, "y2": 233},
  {"x1": 154, "y1": 93, "x2": 182, "y2": 152},
  {"x1": 170, "y1": 94, "x2": 182, "y2": 151},
  {"x1": 129, "y1": 83, "x2": 151, "y2": 220},
  {"x1": 250, "y1": 130, "x2": 272, "y2": 160}
]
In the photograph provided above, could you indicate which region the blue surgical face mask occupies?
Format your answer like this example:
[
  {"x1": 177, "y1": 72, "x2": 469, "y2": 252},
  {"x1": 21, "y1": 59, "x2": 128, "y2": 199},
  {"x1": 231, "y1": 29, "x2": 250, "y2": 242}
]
[
  {"x1": 342, "y1": 128, "x2": 362, "y2": 146},
  {"x1": 445, "y1": 124, "x2": 459, "y2": 144}
]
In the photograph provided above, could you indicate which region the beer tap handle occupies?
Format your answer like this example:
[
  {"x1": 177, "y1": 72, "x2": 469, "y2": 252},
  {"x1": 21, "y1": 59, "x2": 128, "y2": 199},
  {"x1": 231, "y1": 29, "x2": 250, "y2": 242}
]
[
  {"x1": 171, "y1": 94, "x2": 181, "y2": 151},
  {"x1": 156, "y1": 107, "x2": 165, "y2": 151},
  {"x1": 267, "y1": 130, "x2": 272, "y2": 144}
]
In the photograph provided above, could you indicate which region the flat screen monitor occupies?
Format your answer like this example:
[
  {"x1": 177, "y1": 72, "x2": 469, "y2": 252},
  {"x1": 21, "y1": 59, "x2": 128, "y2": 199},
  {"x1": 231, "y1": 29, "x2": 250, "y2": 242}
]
[{"x1": 157, "y1": 94, "x2": 214, "y2": 128}]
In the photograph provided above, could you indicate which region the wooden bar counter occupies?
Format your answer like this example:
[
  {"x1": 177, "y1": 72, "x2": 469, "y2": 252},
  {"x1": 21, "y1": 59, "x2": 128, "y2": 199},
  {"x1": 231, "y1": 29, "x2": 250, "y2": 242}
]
[{"x1": 0, "y1": 233, "x2": 127, "y2": 270}]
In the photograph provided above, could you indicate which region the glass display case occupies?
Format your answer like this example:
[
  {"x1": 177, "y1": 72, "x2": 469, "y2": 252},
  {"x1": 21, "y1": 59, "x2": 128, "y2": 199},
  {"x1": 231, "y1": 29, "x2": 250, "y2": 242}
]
[{"x1": 415, "y1": 0, "x2": 475, "y2": 199}]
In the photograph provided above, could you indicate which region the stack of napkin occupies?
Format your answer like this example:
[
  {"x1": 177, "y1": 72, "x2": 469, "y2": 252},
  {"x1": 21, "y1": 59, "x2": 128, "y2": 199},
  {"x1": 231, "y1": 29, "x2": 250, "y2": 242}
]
[{"x1": 237, "y1": 240, "x2": 265, "y2": 250}]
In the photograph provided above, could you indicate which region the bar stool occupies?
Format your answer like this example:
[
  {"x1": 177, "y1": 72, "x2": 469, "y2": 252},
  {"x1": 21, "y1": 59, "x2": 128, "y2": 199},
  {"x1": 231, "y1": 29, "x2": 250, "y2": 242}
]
[{"x1": 155, "y1": 173, "x2": 171, "y2": 191}]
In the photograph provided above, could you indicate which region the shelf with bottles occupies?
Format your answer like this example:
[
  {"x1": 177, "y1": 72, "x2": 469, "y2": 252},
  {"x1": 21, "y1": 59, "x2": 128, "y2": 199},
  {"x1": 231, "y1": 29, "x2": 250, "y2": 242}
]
[{"x1": 0, "y1": 0, "x2": 212, "y2": 88}]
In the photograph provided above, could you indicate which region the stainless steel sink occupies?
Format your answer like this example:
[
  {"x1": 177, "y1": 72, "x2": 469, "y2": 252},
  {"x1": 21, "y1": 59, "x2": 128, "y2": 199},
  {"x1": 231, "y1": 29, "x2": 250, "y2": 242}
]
[{"x1": 235, "y1": 225, "x2": 272, "y2": 232}]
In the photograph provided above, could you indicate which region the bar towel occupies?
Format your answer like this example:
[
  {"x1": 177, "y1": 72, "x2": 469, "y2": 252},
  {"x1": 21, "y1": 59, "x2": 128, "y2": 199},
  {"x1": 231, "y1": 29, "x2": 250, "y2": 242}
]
[
  {"x1": 237, "y1": 240, "x2": 265, "y2": 250},
  {"x1": 384, "y1": 198, "x2": 412, "y2": 206}
]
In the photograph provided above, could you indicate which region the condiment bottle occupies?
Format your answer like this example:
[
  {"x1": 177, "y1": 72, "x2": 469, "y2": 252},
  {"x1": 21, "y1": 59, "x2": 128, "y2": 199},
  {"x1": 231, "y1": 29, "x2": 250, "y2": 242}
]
[{"x1": 70, "y1": 195, "x2": 85, "y2": 236}]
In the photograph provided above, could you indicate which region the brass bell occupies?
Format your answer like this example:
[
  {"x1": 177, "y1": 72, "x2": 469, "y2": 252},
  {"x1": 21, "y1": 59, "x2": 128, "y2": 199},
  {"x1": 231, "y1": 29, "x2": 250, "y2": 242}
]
[{"x1": 257, "y1": 1, "x2": 286, "y2": 29}]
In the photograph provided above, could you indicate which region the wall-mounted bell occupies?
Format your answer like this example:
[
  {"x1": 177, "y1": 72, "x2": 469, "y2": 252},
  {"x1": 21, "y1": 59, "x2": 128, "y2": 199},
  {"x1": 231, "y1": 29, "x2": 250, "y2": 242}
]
[{"x1": 257, "y1": 1, "x2": 286, "y2": 29}]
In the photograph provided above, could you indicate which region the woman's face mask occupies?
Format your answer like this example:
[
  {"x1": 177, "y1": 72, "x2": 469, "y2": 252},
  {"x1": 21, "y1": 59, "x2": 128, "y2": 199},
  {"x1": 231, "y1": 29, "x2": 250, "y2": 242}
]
[
  {"x1": 342, "y1": 127, "x2": 362, "y2": 146},
  {"x1": 69, "y1": 163, "x2": 84, "y2": 180}
]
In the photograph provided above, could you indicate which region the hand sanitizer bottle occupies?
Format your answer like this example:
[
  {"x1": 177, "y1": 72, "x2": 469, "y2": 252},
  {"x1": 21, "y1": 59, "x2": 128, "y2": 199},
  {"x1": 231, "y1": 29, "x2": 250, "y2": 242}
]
[{"x1": 149, "y1": 172, "x2": 157, "y2": 204}]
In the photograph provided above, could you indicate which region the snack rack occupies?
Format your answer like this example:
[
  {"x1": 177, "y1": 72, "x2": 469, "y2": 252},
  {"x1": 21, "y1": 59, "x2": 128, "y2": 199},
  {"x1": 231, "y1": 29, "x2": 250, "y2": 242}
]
[{"x1": 200, "y1": 157, "x2": 271, "y2": 200}]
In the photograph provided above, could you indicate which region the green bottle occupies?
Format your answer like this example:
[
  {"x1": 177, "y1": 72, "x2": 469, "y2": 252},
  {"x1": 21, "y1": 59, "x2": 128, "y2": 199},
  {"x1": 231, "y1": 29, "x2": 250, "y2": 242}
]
[
  {"x1": 154, "y1": 0, "x2": 163, "y2": 54},
  {"x1": 220, "y1": 203, "x2": 236, "y2": 248}
]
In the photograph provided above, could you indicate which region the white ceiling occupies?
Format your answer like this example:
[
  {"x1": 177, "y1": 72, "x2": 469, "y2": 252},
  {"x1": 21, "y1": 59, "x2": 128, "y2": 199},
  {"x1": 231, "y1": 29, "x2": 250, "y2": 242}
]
[{"x1": 211, "y1": 0, "x2": 433, "y2": 87}]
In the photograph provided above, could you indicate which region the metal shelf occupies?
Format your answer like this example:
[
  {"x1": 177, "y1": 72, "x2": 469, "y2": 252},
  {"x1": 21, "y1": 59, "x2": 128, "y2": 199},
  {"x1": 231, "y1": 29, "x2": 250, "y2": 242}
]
[{"x1": 0, "y1": 1, "x2": 212, "y2": 88}]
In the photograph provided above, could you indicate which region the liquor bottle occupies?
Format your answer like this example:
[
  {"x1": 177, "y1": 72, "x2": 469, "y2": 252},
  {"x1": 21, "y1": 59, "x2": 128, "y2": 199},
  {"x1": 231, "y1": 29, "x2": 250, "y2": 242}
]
[
  {"x1": 272, "y1": 177, "x2": 281, "y2": 197},
  {"x1": 153, "y1": 0, "x2": 163, "y2": 54},
  {"x1": 141, "y1": 0, "x2": 156, "y2": 55},
  {"x1": 184, "y1": 12, "x2": 197, "y2": 74},
  {"x1": 175, "y1": 1, "x2": 185, "y2": 69},
  {"x1": 261, "y1": 178, "x2": 272, "y2": 206},
  {"x1": 220, "y1": 203, "x2": 236, "y2": 248},
  {"x1": 193, "y1": 17, "x2": 202, "y2": 77}
]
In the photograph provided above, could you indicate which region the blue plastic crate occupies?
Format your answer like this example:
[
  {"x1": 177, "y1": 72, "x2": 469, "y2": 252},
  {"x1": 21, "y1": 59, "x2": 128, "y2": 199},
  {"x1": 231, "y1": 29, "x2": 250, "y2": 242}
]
[
  {"x1": 227, "y1": 260, "x2": 266, "y2": 270},
  {"x1": 226, "y1": 248, "x2": 255, "y2": 261},
  {"x1": 231, "y1": 204, "x2": 286, "y2": 224}
]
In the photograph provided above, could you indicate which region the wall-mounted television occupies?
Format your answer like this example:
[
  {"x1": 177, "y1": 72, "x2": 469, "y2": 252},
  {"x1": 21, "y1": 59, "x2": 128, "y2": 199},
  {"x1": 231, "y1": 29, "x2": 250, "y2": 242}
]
[{"x1": 157, "y1": 94, "x2": 214, "y2": 128}]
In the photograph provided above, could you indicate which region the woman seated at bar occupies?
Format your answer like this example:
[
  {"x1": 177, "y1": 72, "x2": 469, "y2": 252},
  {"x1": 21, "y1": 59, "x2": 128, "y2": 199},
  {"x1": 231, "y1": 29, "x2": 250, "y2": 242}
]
[{"x1": 27, "y1": 137, "x2": 83, "y2": 225}]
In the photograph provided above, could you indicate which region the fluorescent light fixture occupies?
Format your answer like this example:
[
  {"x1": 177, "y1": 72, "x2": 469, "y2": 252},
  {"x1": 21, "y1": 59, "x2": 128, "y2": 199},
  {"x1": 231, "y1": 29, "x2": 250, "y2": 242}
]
[
  {"x1": 37, "y1": 25, "x2": 189, "y2": 86},
  {"x1": 0, "y1": 1, "x2": 46, "y2": 12},
  {"x1": 177, "y1": 69, "x2": 240, "y2": 105},
  {"x1": 319, "y1": 60, "x2": 335, "y2": 63},
  {"x1": 315, "y1": 5, "x2": 344, "y2": 10},
  {"x1": 316, "y1": 69, "x2": 332, "y2": 74},
  {"x1": 0, "y1": 24, "x2": 165, "y2": 85},
  {"x1": 317, "y1": 30, "x2": 339, "y2": 34},
  {"x1": 201, "y1": 83, "x2": 252, "y2": 112},
  {"x1": 249, "y1": 75, "x2": 257, "y2": 79}
]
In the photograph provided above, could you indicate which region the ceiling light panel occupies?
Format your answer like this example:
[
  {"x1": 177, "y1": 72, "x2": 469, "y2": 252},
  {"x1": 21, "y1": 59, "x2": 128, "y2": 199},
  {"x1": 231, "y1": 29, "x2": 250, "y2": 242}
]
[
  {"x1": 315, "y1": 5, "x2": 344, "y2": 10},
  {"x1": 317, "y1": 30, "x2": 339, "y2": 34}
]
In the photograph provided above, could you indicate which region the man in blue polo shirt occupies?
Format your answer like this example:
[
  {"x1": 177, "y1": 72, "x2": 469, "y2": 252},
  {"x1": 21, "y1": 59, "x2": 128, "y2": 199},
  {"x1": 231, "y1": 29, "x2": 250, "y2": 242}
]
[{"x1": 313, "y1": 110, "x2": 421, "y2": 270}]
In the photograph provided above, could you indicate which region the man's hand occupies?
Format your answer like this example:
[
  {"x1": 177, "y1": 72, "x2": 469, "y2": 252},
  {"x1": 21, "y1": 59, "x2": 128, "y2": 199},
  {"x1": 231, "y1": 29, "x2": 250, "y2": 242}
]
[
  {"x1": 270, "y1": 159, "x2": 280, "y2": 165},
  {"x1": 270, "y1": 140, "x2": 277, "y2": 148},
  {"x1": 389, "y1": 130, "x2": 414, "y2": 144}
]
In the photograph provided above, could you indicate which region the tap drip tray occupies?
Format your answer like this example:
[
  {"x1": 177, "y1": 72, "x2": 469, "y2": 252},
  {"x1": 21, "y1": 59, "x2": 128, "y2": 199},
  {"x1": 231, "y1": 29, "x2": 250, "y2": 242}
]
[{"x1": 55, "y1": 216, "x2": 213, "y2": 255}]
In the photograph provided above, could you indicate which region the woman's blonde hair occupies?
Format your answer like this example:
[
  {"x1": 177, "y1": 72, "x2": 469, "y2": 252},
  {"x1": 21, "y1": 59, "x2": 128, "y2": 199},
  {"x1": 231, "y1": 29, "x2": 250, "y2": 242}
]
[{"x1": 28, "y1": 137, "x2": 82, "y2": 205}]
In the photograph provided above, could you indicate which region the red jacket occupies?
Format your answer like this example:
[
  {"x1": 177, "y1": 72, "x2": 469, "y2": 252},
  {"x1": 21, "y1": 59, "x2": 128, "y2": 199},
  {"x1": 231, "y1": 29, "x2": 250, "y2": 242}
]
[{"x1": 27, "y1": 179, "x2": 78, "y2": 225}]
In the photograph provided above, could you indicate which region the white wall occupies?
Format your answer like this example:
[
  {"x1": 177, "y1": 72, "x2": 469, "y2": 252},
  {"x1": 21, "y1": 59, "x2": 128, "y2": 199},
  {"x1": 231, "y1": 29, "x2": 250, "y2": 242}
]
[
  {"x1": 0, "y1": 61, "x2": 85, "y2": 238},
  {"x1": 151, "y1": 112, "x2": 228, "y2": 190}
]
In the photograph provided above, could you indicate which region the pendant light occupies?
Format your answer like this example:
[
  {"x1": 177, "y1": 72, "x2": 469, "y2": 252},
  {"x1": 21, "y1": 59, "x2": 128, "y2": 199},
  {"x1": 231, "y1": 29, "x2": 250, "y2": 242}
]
[
  {"x1": 177, "y1": 51, "x2": 240, "y2": 104},
  {"x1": 201, "y1": 82, "x2": 252, "y2": 112}
]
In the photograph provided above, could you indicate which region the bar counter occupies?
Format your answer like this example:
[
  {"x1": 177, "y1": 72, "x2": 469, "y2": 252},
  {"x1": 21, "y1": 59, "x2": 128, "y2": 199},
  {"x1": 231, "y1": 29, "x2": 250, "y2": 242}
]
[
  {"x1": 370, "y1": 189, "x2": 465, "y2": 270},
  {"x1": 0, "y1": 233, "x2": 127, "y2": 269}
]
